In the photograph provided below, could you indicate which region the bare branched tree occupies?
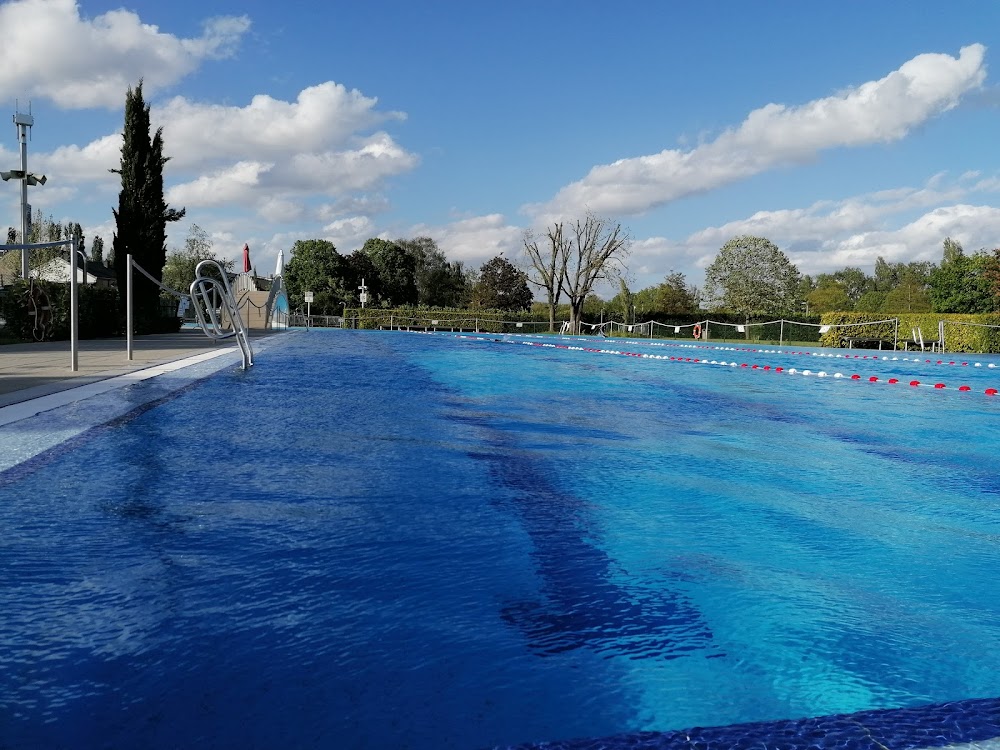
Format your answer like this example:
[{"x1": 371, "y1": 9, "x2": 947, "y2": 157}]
[
  {"x1": 561, "y1": 215, "x2": 630, "y2": 334},
  {"x1": 522, "y1": 224, "x2": 569, "y2": 332}
]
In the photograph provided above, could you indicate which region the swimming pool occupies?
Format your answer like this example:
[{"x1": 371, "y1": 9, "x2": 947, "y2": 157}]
[{"x1": 2, "y1": 329, "x2": 1000, "y2": 749}]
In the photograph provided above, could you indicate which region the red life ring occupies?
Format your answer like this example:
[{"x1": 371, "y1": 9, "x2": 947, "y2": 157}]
[{"x1": 692, "y1": 324, "x2": 702, "y2": 340}]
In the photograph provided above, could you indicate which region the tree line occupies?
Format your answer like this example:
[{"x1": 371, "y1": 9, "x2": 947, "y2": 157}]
[
  {"x1": 279, "y1": 237, "x2": 532, "y2": 316},
  {"x1": 701, "y1": 235, "x2": 1000, "y2": 321}
]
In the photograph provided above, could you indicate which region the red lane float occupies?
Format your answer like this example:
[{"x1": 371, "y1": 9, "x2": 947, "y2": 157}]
[{"x1": 439, "y1": 332, "x2": 1000, "y2": 397}]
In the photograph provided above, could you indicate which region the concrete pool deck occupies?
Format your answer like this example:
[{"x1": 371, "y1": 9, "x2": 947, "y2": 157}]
[{"x1": 0, "y1": 328, "x2": 286, "y2": 408}]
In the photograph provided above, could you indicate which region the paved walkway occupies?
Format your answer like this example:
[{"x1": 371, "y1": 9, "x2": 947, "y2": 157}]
[{"x1": 0, "y1": 329, "x2": 281, "y2": 408}]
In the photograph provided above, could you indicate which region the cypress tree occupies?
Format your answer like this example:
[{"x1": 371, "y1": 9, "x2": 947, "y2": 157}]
[{"x1": 112, "y1": 81, "x2": 185, "y2": 330}]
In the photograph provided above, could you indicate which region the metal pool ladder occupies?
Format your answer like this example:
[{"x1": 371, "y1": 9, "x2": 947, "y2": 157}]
[{"x1": 189, "y1": 259, "x2": 254, "y2": 369}]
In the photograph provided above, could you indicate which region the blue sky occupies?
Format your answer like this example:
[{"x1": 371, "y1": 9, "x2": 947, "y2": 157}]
[{"x1": 2, "y1": 0, "x2": 1000, "y2": 296}]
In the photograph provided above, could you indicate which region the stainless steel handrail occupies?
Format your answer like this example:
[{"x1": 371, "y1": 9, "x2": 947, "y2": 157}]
[{"x1": 190, "y1": 259, "x2": 254, "y2": 368}]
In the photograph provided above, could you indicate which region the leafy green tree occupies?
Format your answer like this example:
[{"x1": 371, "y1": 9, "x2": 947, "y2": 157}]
[
  {"x1": 883, "y1": 279, "x2": 932, "y2": 312},
  {"x1": 632, "y1": 286, "x2": 657, "y2": 321},
  {"x1": 345, "y1": 250, "x2": 378, "y2": 306},
  {"x1": 581, "y1": 293, "x2": 605, "y2": 320},
  {"x1": 929, "y1": 245, "x2": 995, "y2": 313},
  {"x1": 854, "y1": 291, "x2": 887, "y2": 313},
  {"x1": 283, "y1": 239, "x2": 351, "y2": 314},
  {"x1": 397, "y1": 236, "x2": 468, "y2": 307},
  {"x1": 655, "y1": 271, "x2": 698, "y2": 314},
  {"x1": 362, "y1": 238, "x2": 418, "y2": 307},
  {"x1": 806, "y1": 281, "x2": 851, "y2": 313},
  {"x1": 610, "y1": 279, "x2": 635, "y2": 322},
  {"x1": 703, "y1": 236, "x2": 800, "y2": 326},
  {"x1": 943, "y1": 237, "x2": 964, "y2": 264},
  {"x1": 161, "y1": 225, "x2": 233, "y2": 295},
  {"x1": 828, "y1": 267, "x2": 872, "y2": 305},
  {"x1": 982, "y1": 250, "x2": 1000, "y2": 308},
  {"x1": 473, "y1": 255, "x2": 532, "y2": 312},
  {"x1": 112, "y1": 80, "x2": 185, "y2": 329}
]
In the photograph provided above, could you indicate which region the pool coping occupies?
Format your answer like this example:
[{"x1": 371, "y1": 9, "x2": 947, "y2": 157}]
[{"x1": 0, "y1": 346, "x2": 241, "y2": 429}]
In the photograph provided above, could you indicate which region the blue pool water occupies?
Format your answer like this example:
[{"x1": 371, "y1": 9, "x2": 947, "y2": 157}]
[{"x1": 2, "y1": 330, "x2": 1000, "y2": 749}]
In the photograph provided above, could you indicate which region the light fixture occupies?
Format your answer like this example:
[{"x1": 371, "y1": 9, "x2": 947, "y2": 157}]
[{"x1": 1, "y1": 170, "x2": 45, "y2": 185}]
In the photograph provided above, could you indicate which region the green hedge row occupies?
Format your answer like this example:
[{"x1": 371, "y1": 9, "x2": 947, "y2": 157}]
[
  {"x1": 343, "y1": 307, "x2": 557, "y2": 333},
  {"x1": 818, "y1": 312, "x2": 1000, "y2": 353},
  {"x1": 0, "y1": 281, "x2": 181, "y2": 342},
  {"x1": 0, "y1": 281, "x2": 122, "y2": 341}
]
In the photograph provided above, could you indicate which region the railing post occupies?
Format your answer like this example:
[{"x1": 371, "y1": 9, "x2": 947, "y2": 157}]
[
  {"x1": 69, "y1": 236, "x2": 78, "y2": 371},
  {"x1": 126, "y1": 253, "x2": 134, "y2": 361}
]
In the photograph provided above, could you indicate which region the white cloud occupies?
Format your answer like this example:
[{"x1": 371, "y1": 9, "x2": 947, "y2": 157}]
[
  {"x1": 811, "y1": 204, "x2": 1000, "y2": 273},
  {"x1": 408, "y1": 214, "x2": 524, "y2": 269},
  {"x1": 166, "y1": 161, "x2": 273, "y2": 207},
  {"x1": 0, "y1": 0, "x2": 250, "y2": 108},
  {"x1": 608, "y1": 173, "x2": 1000, "y2": 293},
  {"x1": 158, "y1": 86, "x2": 418, "y2": 218},
  {"x1": 159, "y1": 83, "x2": 402, "y2": 164},
  {"x1": 534, "y1": 44, "x2": 986, "y2": 220}
]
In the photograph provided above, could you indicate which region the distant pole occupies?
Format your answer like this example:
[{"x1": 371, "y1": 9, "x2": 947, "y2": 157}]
[{"x1": 16, "y1": 112, "x2": 31, "y2": 279}]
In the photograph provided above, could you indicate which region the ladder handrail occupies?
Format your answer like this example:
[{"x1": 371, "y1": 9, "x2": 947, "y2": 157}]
[{"x1": 190, "y1": 260, "x2": 254, "y2": 368}]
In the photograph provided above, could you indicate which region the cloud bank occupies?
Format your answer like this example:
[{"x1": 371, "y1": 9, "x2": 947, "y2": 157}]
[
  {"x1": 534, "y1": 45, "x2": 987, "y2": 221},
  {"x1": 0, "y1": 0, "x2": 250, "y2": 108}
]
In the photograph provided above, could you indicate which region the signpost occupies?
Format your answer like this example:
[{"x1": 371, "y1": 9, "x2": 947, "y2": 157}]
[{"x1": 304, "y1": 291, "x2": 313, "y2": 330}]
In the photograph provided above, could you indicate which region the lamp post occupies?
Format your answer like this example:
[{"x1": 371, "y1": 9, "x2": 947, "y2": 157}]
[{"x1": 1, "y1": 110, "x2": 47, "y2": 279}]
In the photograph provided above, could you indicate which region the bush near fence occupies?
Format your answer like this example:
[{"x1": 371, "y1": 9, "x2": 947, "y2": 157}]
[
  {"x1": 817, "y1": 312, "x2": 1000, "y2": 353},
  {"x1": 341, "y1": 307, "x2": 828, "y2": 342},
  {"x1": 662, "y1": 313, "x2": 823, "y2": 343},
  {"x1": 0, "y1": 281, "x2": 125, "y2": 342},
  {"x1": 343, "y1": 307, "x2": 564, "y2": 333},
  {"x1": 0, "y1": 281, "x2": 179, "y2": 342}
]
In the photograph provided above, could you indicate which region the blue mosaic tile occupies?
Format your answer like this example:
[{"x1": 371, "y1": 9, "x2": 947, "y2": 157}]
[{"x1": 494, "y1": 696, "x2": 1000, "y2": 750}]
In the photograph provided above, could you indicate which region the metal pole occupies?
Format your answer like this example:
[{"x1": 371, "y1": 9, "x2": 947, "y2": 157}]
[
  {"x1": 893, "y1": 317, "x2": 899, "y2": 350},
  {"x1": 70, "y1": 236, "x2": 78, "y2": 371},
  {"x1": 17, "y1": 119, "x2": 29, "y2": 279},
  {"x1": 126, "y1": 253, "x2": 134, "y2": 360},
  {"x1": 306, "y1": 300, "x2": 311, "y2": 330},
  {"x1": 780, "y1": 319, "x2": 784, "y2": 346}
]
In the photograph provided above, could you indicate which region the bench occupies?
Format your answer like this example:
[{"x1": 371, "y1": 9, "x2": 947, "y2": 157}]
[{"x1": 842, "y1": 337, "x2": 894, "y2": 350}]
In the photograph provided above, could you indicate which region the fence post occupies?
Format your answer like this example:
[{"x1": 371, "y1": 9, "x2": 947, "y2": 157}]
[
  {"x1": 69, "y1": 236, "x2": 78, "y2": 371},
  {"x1": 780, "y1": 319, "x2": 784, "y2": 346},
  {"x1": 126, "y1": 253, "x2": 133, "y2": 361}
]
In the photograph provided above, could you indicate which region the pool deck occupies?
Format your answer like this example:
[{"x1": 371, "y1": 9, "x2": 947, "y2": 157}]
[{"x1": 0, "y1": 329, "x2": 284, "y2": 408}]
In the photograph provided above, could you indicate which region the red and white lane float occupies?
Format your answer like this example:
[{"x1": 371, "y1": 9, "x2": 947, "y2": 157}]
[{"x1": 438, "y1": 332, "x2": 1000, "y2": 398}]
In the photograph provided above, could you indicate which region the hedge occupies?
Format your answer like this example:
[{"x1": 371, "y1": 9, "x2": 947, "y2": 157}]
[
  {"x1": 0, "y1": 280, "x2": 179, "y2": 342},
  {"x1": 818, "y1": 312, "x2": 1000, "y2": 353},
  {"x1": 343, "y1": 307, "x2": 560, "y2": 333}
]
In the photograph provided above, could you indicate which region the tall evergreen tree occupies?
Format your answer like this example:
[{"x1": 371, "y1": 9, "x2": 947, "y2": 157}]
[
  {"x1": 90, "y1": 235, "x2": 105, "y2": 264},
  {"x1": 111, "y1": 81, "x2": 185, "y2": 329}
]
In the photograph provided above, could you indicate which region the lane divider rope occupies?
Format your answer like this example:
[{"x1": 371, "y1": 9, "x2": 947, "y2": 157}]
[{"x1": 437, "y1": 333, "x2": 1000, "y2": 397}]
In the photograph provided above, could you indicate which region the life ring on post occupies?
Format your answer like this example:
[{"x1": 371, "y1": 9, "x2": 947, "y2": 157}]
[{"x1": 692, "y1": 324, "x2": 702, "y2": 340}]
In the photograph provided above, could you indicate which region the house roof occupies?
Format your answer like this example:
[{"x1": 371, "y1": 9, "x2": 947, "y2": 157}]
[{"x1": 0, "y1": 249, "x2": 117, "y2": 283}]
